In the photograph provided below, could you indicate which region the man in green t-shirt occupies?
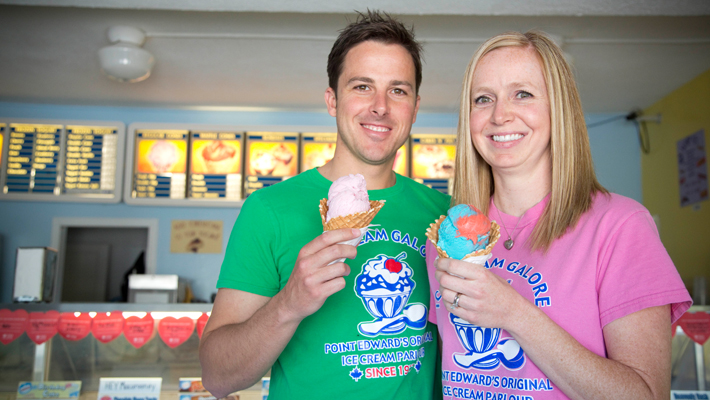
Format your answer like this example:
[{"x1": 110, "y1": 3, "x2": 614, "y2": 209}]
[{"x1": 200, "y1": 10, "x2": 449, "y2": 399}]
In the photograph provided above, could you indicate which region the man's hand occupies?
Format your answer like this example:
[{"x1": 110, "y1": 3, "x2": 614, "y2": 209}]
[
  {"x1": 277, "y1": 227, "x2": 361, "y2": 321},
  {"x1": 199, "y1": 227, "x2": 362, "y2": 397}
]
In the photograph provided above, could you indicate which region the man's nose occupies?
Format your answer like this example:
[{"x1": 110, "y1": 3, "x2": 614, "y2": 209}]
[{"x1": 370, "y1": 91, "x2": 389, "y2": 116}]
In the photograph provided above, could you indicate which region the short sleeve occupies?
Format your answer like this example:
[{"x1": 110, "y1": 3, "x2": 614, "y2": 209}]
[
  {"x1": 597, "y1": 210, "x2": 692, "y2": 327},
  {"x1": 216, "y1": 192, "x2": 282, "y2": 297}
]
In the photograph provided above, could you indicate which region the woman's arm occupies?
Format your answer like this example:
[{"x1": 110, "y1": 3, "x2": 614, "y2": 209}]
[{"x1": 436, "y1": 258, "x2": 671, "y2": 400}]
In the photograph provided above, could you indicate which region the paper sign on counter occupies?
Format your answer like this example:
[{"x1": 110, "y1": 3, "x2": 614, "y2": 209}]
[
  {"x1": 97, "y1": 377, "x2": 161, "y2": 400},
  {"x1": 17, "y1": 381, "x2": 81, "y2": 400}
]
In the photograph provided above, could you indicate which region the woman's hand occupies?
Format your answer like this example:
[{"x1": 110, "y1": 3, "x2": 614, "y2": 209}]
[{"x1": 435, "y1": 256, "x2": 530, "y2": 330}]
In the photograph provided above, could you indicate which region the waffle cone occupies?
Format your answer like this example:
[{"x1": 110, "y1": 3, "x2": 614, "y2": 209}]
[
  {"x1": 320, "y1": 199, "x2": 385, "y2": 230},
  {"x1": 425, "y1": 215, "x2": 501, "y2": 260}
]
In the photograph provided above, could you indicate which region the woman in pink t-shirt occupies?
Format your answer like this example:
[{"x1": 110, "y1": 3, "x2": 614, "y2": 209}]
[{"x1": 429, "y1": 31, "x2": 692, "y2": 399}]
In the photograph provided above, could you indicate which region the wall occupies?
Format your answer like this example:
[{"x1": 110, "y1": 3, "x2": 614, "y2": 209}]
[
  {"x1": 642, "y1": 68, "x2": 710, "y2": 294},
  {"x1": 0, "y1": 101, "x2": 642, "y2": 303}
]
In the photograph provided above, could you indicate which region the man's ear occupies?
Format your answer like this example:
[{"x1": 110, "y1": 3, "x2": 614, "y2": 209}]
[
  {"x1": 325, "y1": 87, "x2": 337, "y2": 117},
  {"x1": 412, "y1": 95, "x2": 421, "y2": 124}
]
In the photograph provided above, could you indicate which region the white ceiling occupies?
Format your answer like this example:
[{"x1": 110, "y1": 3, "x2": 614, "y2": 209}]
[{"x1": 0, "y1": 1, "x2": 709, "y2": 114}]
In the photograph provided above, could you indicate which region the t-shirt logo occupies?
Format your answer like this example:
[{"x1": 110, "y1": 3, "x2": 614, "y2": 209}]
[
  {"x1": 354, "y1": 251, "x2": 427, "y2": 336},
  {"x1": 449, "y1": 313, "x2": 526, "y2": 370}
]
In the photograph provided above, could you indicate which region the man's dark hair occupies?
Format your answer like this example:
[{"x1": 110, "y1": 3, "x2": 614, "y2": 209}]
[{"x1": 327, "y1": 10, "x2": 423, "y2": 95}]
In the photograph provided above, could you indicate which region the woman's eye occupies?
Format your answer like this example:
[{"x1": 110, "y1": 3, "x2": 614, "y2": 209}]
[
  {"x1": 516, "y1": 91, "x2": 533, "y2": 99},
  {"x1": 474, "y1": 96, "x2": 492, "y2": 104}
]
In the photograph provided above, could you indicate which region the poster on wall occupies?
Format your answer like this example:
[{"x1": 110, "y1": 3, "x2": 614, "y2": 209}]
[
  {"x1": 170, "y1": 220, "x2": 223, "y2": 253},
  {"x1": 677, "y1": 129, "x2": 708, "y2": 207}
]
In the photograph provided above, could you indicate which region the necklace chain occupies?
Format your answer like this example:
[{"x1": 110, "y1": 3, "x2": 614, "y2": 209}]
[{"x1": 496, "y1": 205, "x2": 527, "y2": 250}]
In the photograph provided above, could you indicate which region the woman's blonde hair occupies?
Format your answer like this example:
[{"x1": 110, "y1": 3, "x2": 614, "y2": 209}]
[{"x1": 452, "y1": 30, "x2": 607, "y2": 252}]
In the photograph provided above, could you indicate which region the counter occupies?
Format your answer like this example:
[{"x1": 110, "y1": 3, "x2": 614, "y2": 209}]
[{"x1": 1, "y1": 303, "x2": 707, "y2": 397}]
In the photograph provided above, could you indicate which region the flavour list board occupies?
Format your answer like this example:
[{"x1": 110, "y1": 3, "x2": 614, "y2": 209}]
[
  {"x1": 410, "y1": 133, "x2": 457, "y2": 195},
  {"x1": 0, "y1": 119, "x2": 125, "y2": 203},
  {"x1": 298, "y1": 132, "x2": 409, "y2": 176},
  {"x1": 123, "y1": 123, "x2": 247, "y2": 207},
  {"x1": 188, "y1": 131, "x2": 244, "y2": 200},
  {"x1": 129, "y1": 128, "x2": 188, "y2": 200},
  {"x1": 244, "y1": 132, "x2": 299, "y2": 197}
]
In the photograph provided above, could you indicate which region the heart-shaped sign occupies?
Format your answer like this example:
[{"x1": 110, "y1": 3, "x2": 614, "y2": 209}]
[
  {"x1": 0, "y1": 308, "x2": 29, "y2": 345},
  {"x1": 92, "y1": 311, "x2": 124, "y2": 343},
  {"x1": 196, "y1": 313, "x2": 209, "y2": 339},
  {"x1": 58, "y1": 312, "x2": 92, "y2": 341},
  {"x1": 158, "y1": 316, "x2": 195, "y2": 348},
  {"x1": 678, "y1": 311, "x2": 710, "y2": 345},
  {"x1": 28, "y1": 311, "x2": 60, "y2": 345},
  {"x1": 124, "y1": 314, "x2": 155, "y2": 348}
]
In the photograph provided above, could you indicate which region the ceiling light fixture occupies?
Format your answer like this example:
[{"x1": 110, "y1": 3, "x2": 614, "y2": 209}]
[{"x1": 98, "y1": 26, "x2": 155, "y2": 83}]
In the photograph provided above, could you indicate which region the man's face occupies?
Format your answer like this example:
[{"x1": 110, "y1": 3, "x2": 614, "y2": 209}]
[{"x1": 325, "y1": 40, "x2": 420, "y2": 168}]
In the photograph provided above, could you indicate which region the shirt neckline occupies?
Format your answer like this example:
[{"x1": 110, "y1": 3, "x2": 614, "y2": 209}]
[{"x1": 489, "y1": 192, "x2": 551, "y2": 230}]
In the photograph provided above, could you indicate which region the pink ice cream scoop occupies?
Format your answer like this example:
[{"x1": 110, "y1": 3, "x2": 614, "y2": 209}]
[{"x1": 326, "y1": 174, "x2": 370, "y2": 221}]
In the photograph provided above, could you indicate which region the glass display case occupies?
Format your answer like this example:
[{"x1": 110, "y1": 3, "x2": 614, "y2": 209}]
[
  {"x1": 1, "y1": 303, "x2": 707, "y2": 399},
  {"x1": 0, "y1": 303, "x2": 267, "y2": 400}
]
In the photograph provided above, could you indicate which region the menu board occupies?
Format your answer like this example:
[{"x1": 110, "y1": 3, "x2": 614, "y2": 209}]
[
  {"x1": 300, "y1": 132, "x2": 408, "y2": 176},
  {"x1": 410, "y1": 133, "x2": 456, "y2": 194},
  {"x1": 4, "y1": 123, "x2": 62, "y2": 194},
  {"x1": 300, "y1": 132, "x2": 336, "y2": 171},
  {"x1": 393, "y1": 142, "x2": 409, "y2": 177},
  {"x1": 0, "y1": 123, "x2": 5, "y2": 167},
  {"x1": 188, "y1": 131, "x2": 243, "y2": 200},
  {"x1": 130, "y1": 129, "x2": 188, "y2": 199},
  {"x1": 0, "y1": 120, "x2": 124, "y2": 202},
  {"x1": 63, "y1": 125, "x2": 118, "y2": 195},
  {"x1": 244, "y1": 132, "x2": 299, "y2": 197}
]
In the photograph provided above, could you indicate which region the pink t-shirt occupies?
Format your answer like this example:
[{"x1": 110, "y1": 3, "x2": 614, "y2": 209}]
[{"x1": 427, "y1": 193, "x2": 691, "y2": 400}]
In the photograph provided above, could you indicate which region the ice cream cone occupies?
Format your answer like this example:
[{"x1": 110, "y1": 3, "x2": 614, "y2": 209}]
[
  {"x1": 426, "y1": 215, "x2": 501, "y2": 261},
  {"x1": 319, "y1": 199, "x2": 385, "y2": 231}
]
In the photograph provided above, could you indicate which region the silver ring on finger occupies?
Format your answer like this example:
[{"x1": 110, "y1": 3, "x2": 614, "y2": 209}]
[{"x1": 452, "y1": 292, "x2": 461, "y2": 309}]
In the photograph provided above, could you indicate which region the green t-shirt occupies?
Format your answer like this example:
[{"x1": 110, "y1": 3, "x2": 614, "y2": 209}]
[{"x1": 218, "y1": 168, "x2": 450, "y2": 399}]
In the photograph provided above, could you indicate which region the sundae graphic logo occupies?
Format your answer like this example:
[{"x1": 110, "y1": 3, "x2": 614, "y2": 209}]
[
  {"x1": 449, "y1": 313, "x2": 525, "y2": 371},
  {"x1": 354, "y1": 252, "x2": 427, "y2": 336}
]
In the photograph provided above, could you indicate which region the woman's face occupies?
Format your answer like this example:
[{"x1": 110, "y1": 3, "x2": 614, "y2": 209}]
[{"x1": 469, "y1": 46, "x2": 551, "y2": 177}]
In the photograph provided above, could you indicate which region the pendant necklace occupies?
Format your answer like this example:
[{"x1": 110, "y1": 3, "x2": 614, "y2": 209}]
[{"x1": 496, "y1": 205, "x2": 528, "y2": 250}]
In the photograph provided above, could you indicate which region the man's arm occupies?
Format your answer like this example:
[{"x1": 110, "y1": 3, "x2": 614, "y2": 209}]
[{"x1": 199, "y1": 228, "x2": 361, "y2": 398}]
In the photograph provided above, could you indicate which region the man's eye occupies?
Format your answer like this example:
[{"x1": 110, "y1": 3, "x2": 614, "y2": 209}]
[
  {"x1": 392, "y1": 88, "x2": 407, "y2": 95},
  {"x1": 355, "y1": 85, "x2": 369, "y2": 91}
]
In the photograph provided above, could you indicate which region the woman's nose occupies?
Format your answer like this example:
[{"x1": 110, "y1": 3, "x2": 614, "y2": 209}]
[{"x1": 491, "y1": 99, "x2": 513, "y2": 125}]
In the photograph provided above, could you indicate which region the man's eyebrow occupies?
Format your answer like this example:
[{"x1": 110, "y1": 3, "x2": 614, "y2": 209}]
[
  {"x1": 346, "y1": 76, "x2": 375, "y2": 85},
  {"x1": 345, "y1": 77, "x2": 414, "y2": 90},
  {"x1": 390, "y1": 80, "x2": 414, "y2": 89}
]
